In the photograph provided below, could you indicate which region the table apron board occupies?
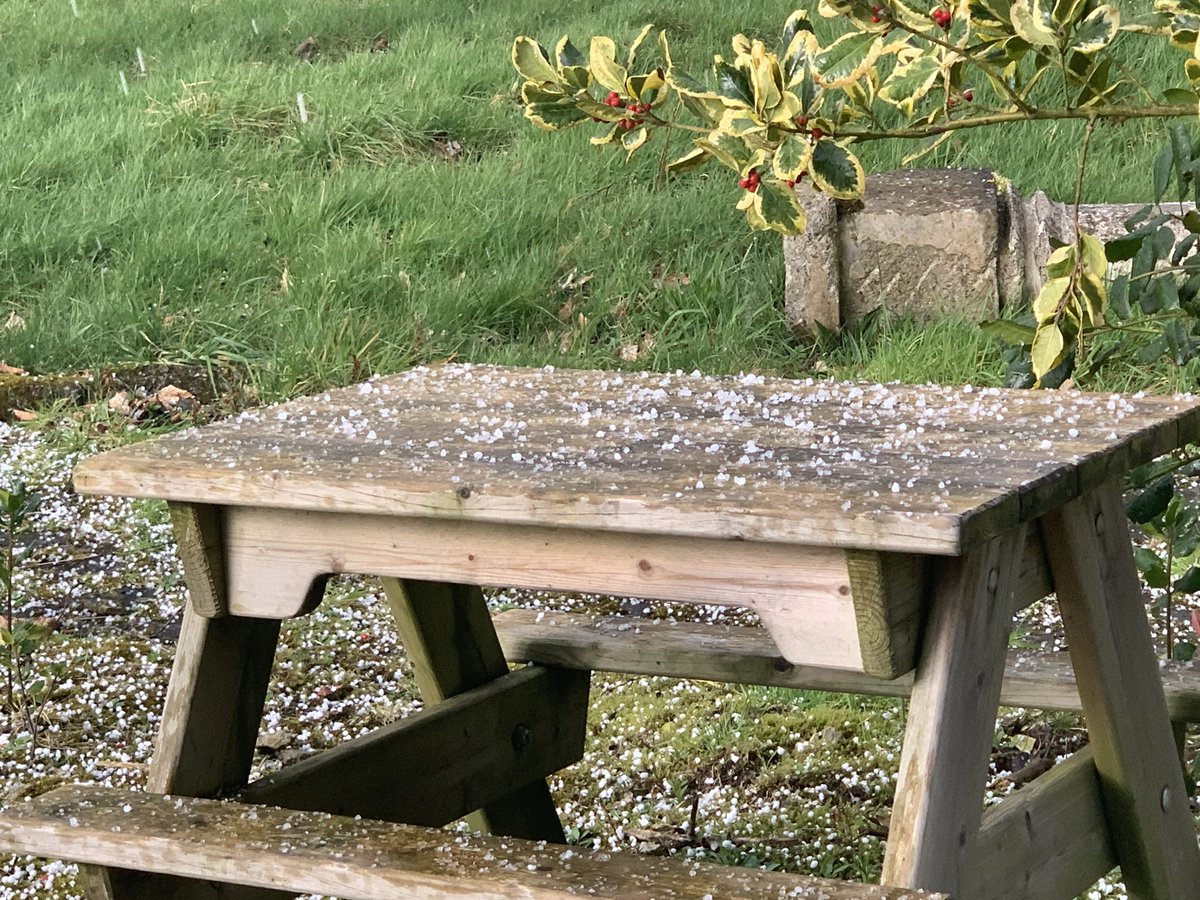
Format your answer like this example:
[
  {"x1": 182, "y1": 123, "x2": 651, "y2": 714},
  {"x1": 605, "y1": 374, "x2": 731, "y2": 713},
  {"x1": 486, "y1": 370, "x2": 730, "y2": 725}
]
[{"x1": 187, "y1": 503, "x2": 1054, "y2": 677}]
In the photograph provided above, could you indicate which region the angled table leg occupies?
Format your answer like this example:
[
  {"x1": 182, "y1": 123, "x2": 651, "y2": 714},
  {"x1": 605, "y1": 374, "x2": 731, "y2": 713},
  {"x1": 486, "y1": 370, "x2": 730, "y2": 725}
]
[
  {"x1": 881, "y1": 526, "x2": 1028, "y2": 895},
  {"x1": 1041, "y1": 482, "x2": 1200, "y2": 899},
  {"x1": 382, "y1": 578, "x2": 570, "y2": 842},
  {"x1": 87, "y1": 504, "x2": 289, "y2": 900}
]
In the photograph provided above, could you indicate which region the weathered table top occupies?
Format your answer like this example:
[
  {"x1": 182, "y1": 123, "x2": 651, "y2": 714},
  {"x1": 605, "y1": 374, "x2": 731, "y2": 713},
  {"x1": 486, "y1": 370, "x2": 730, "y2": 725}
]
[{"x1": 73, "y1": 364, "x2": 1200, "y2": 555}]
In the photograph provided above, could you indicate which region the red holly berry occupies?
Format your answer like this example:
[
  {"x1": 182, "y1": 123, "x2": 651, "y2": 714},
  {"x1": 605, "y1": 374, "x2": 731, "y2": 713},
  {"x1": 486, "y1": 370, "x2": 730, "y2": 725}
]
[
  {"x1": 786, "y1": 179, "x2": 796, "y2": 188},
  {"x1": 796, "y1": 115, "x2": 808, "y2": 128},
  {"x1": 932, "y1": 7, "x2": 952, "y2": 27},
  {"x1": 739, "y1": 177, "x2": 749, "y2": 188},
  {"x1": 871, "y1": 13, "x2": 882, "y2": 22},
  {"x1": 810, "y1": 127, "x2": 825, "y2": 141},
  {"x1": 619, "y1": 118, "x2": 635, "y2": 130},
  {"x1": 962, "y1": 88, "x2": 974, "y2": 101},
  {"x1": 747, "y1": 182, "x2": 759, "y2": 193}
]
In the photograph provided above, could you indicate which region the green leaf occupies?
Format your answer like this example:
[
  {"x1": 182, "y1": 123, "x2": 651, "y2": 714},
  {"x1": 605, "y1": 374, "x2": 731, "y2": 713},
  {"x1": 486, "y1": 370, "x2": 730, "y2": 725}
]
[
  {"x1": 1105, "y1": 233, "x2": 1146, "y2": 262},
  {"x1": 772, "y1": 133, "x2": 813, "y2": 181},
  {"x1": 512, "y1": 37, "x2": 562, "y2": 85},
  {"x1": 1164, "y1": 87, "x2": 1197, "y2": 104},
  {"x1": 783, "y1": 30, "x2": 819, "y2": 91},
  {"x1": 1154, "y1": 143, "x2": 1175, "y2": 202},
  {"x1": 812, "y1": 31, "x2": 879, "y2": 89},
  {"x1": 1067, "y1": 4, "x2": 1120, "y2": 53},
  {"x1": 808, "y1": 140, "x2": 865, "y2": 199},
  {"x1": 1178, "y1": 564, "x2": 1200, "y2": 593},
  {"x1": 1185, "y1": 209, "x2": 1200, "y2": 233},
  {"x1": 880, "y1": 53, "x2": 942, "y2": 115},
  {"x1": 1033, "y1": 277, "x2": 1070, "y2": 324},
  {"x1": 1128, "y1": 474, "x2": 1175, "y2": 524},
  {"x1": 1011, "y1": 0, "x2": 1059, "y2": 46},
  {"x1": 627, "y1": 69, "x2": 666, "y2": 102},
  {"x1": 575, "y1": 94, "x2": 626, "y2": 122},
  {"x1": 521, "y1": 85, "x2": 591, "y2": 130},
  {"x1": 1052, "y1": 0, "x2": 1087, "y2": 27},
  {"x1": 1031, "y1": 322, "x2": 1067, "y2": 382},
  {"x1": 980, "y1": 319, "x2": 1037, "y2": 346},
  {"x1": 590, "y1": 37, "x2": 629, "y2": 93},
  {"x1": 754, "y1": 180, "x2": 808, "y2": 234},
  {"x1": 1134, "y1": 546, "x2": 1169, "y2": 587}
]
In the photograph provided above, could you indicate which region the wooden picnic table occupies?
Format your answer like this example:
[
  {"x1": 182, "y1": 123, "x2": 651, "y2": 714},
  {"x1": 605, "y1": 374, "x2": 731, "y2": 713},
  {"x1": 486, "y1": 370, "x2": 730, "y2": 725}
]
[{"x1": 4, "y1": 363, "x2": 1200, "y2": 899}]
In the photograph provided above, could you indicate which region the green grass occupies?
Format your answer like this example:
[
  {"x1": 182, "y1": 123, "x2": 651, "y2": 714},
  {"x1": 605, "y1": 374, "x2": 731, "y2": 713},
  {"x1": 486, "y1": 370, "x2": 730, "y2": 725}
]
[{"x1": 0, "y1": 0, "x2": 1191, "y2": 398}]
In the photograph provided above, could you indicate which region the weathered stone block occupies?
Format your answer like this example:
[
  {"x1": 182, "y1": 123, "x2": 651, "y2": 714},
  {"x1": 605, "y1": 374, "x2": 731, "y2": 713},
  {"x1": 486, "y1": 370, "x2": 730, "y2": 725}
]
[
  {"x1": 782, "y1": 183, "x2": 840, "y2": 333},
  {"x1": 838, "y1": 168, "x2": 1000, "y2": 326}
]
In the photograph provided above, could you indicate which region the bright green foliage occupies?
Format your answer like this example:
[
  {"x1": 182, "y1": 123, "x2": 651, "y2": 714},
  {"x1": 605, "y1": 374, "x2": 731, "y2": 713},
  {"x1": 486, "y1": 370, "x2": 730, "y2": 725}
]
[{"x1": 514, "y1": 3, "x2": 1200, "y2": 380}]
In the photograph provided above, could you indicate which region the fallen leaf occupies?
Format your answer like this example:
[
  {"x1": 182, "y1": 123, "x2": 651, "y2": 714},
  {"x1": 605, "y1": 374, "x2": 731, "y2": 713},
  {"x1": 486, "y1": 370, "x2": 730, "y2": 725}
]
[
  {"x1": 619, "y1": 344, "x2": 639, "y2": 362},
  {"x1": 155, "y1": 385, "x2": 195, "y2": 408},
  {"x1": 0, "y1": 362, "x2": 26, "y2": 375},
  {"x1": 295, "y1": 36, "x2": 317, "y2": 60},
  {"x1": 108, "y1": 391, "x2": 132, "y2": 415},
  {"x1": 1190, "y1": 608, "x2": 1200, "y2": 637},
  {"x1": 557, "y1": 298, "x2": 576, "y2": 322},
  {"x1": 660, "y1": 272, "x2": 691, "y2": 288},
  {"x1": 11, "y1": 410, "x2": 36, "y2": 422},
  {"x1": 3, "y1": 313, "x2": 26, "y2": 333}
]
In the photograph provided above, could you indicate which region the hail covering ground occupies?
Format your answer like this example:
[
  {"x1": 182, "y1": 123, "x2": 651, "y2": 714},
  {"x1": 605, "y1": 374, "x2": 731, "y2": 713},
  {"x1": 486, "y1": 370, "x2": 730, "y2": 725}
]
[{"x1": 0, "y1": 405, "x2": 1180, "y2": 898}]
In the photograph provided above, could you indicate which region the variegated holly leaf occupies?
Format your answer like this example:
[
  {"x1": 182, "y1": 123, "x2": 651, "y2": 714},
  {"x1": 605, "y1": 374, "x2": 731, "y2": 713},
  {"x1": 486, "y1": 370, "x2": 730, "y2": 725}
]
[
  {"x1": 880, "y1": 52, "x2": 942, "y2": 114},
  {"x1": 627, "y1": 24, "x2": 656, "y2": 69},
  {"x1": 627, "y1": 69, "x2": 666, "y2": 102},
  {"x1": 668, "y1": 146, "x2": 710, "y2": 175},
  {"x1": 773, "y1": 133, "x2": 814, "y2": 181},
  {"x1": 714, "y1": 58, "x2": 756, "y2": 107},
  {"x1": 809, "y1": 139, "x2": 865, "y2": 198},
  {"x1": 813, "y1": 31, "x2": 880, "y2": 89},
  {"x1": 782, "y1": 9, "x2": 816, "y2": 48},
  {"x1": 1012, "y1": 0, "x2": 1060, "y2": 46},
  {"x1": 590, "y1": 37, "x2": 629, "y2": 93},
  {"x1": 753, "y1": 179, "x2": 808, "y2": 234},
  {"x1": 668, "y1": 66, "x2": 723, "y2": 101},
  {"x1": 521, "y1": 83, "x2": 590, "y2": 130},
  {"x1": 1053, "y1": 0, "x2": 1088, "y2": 27},
  {"x1": 696, "y1": 129, "x2": 752, "y2": 171},
  {"x1": 556, "y1": 36, "x2": 587, "y2": 69},
  {"x1": 513, "y1": 37, "x2": 562, "y2": 85},
  {"x1": 622, "y1": 125, "x2": 650, "y2": 154},
  {"x1": 1069, "y1": 5, "x2": 1120, "y2": 53}
]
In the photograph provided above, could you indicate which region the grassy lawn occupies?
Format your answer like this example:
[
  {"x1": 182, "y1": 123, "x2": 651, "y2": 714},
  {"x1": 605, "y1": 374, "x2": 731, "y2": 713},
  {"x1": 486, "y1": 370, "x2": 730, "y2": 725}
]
[
  {"x1": 0, "y1": 0, "x2": 1185, "y2": 398},
  {"x1": 1, "y1": 2, "x2": 1198, "y2": 899}
]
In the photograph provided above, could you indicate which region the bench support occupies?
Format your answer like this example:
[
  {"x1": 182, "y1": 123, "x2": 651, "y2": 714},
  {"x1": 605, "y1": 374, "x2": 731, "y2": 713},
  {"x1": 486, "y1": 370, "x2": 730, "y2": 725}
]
[
  {"x1": 382, "y1": 577, "x2": 570, "y2": 841},
  {"x1": 1041, "y1": 483, "x2": 1200, "y2": 898}
]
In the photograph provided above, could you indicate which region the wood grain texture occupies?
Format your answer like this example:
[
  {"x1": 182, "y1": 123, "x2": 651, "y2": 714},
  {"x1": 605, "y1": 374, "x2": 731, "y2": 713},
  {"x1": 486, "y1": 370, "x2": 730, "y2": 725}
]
[
  {"x1": 0, "y1": 786, "x2": 950, "y2": 900},
  {"x1": 846, "y1": 551, "x2": 927, "y2": 679},
  {"x1": 72, "y1": 365, "x2": 1200, "y2": 555},
  {"x1": 881, "y1": 526, "x2": 1028, "y2": 895},
  {"x1": 225, "y1": 506, "x2": 883, "y2": 671},
  {"x1": 1041, "y1": 482, "x2": 1200, "y2": 898},
  {"x1": 382, "y1": 579, "x2": 568, "y2": 842},
  {"x1": 965, "y1": 748, "x2": 1116, "y2": 900},
  {"x1": 491, "y1": 609, "x2": 1200, "y2": 721},
  {"x1": 239, "y1": 665, "x2": 589, "y2": 827},
  {"x1": 167, "y1": 504, "x2": 227, "y2": 618}
]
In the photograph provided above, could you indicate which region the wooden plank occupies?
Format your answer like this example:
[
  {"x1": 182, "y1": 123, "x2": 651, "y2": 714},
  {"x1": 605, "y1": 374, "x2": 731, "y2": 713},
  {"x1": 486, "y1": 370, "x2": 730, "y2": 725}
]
[
  {"x1": 881, "y1": 525, "x2": 1028, "y2": 895},
  {"x1": 167, "y1": 503, "x2": 227, "y2": 618},
  {"x1": 72, "y1": 365, "x2": 1200, "y2": 556},
  {"x1": 227, "y1": 506, "x2": 888, "y2": 671},
  {"x1": 0, "y1": 786, "x2": 949, "y2": 900},
  {"x1": 147, "y1": 609, "x2": 280, "y2": 797},
  {"x1": 965, "y1": 747, "x2": 1116, "y2": 900},
  {"x1": 239, "y1": 665, "x2": 589, "y2": 826},
  {"x1": 1040, "y1": 482, "x2": 1200, "y2": 898},
  {"x1": 846, "y1": 551, "x2": 927, "y2": 678},
  {"x1": 382, "y1": 578, "x2": 568, "y2": 842}
]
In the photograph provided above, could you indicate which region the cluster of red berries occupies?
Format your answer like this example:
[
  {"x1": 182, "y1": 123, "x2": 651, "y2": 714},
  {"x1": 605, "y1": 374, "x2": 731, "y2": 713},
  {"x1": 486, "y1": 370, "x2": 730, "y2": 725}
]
[
  {"x1": 739, "y1": 168, "x2": 762, "y2": 192},
  {"x1": 870, "y1": 4, "x2": 886, "y2": 22},
  {"x1": 931, "y1": 7, "x2": 953, "y2": 28},
  {"x1": 785, "y1": 172, "x2": 807, "y2": 189},
  {"x1": 603, "y1": 91, "x2": 651, "y2": 129},
  {"x1": 794, "y1": 115, "x2": 826, "y2": 142}
]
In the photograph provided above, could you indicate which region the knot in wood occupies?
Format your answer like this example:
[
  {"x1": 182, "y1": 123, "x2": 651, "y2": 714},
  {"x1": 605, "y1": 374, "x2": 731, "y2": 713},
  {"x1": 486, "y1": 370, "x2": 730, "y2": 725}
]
[
  {"x1": 456, "y1": 486, "x2": 472, "y2": 500},
  {"x1": 1094, "y1": 511, "x2": 1105, "y2": 535},
  {"x1": 511, "y1": 723, "x2": 533, "y2": 751}
]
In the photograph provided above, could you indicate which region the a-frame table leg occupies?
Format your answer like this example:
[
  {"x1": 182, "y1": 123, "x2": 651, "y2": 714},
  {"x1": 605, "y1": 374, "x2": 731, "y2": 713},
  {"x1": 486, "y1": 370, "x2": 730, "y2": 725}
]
[
  {"x1": 1041, "y1": 482, "x2": 1200, "y2": 899},
  {"x1": 382, "y1": 578, "x2": 569, "y2": 842},
  {"x1": 881, "y1": 525, "x2": 1028, "y2": 895},
  {"x1": 87, "y1": 503, "x2": 288, "y2": 900}
]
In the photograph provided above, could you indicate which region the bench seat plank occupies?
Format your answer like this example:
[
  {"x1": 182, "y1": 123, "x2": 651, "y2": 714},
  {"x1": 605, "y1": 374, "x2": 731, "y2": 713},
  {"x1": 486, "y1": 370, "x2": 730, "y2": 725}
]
[
  {"x1": 0, "y1": 786, "x2": 946, "y2": 900},
  {"x1": 72, "y1": 364, "x2": 1200, "y2": 556},
  {"x1": 492, "y1": 610, "x2": 1200, "y2": 721}
]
